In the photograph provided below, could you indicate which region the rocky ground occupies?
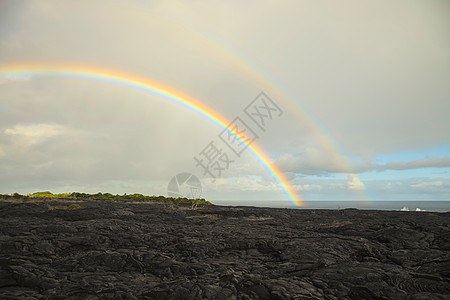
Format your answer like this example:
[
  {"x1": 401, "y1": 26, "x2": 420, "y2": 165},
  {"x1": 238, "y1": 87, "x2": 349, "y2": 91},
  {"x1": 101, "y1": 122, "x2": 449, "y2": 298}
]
[{"x1": 0, "y1": 200, "x2": 449, "y2": 300}]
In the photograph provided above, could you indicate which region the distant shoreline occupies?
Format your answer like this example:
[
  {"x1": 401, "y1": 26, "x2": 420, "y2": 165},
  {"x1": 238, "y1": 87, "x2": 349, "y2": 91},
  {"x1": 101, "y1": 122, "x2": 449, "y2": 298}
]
[{"x1": 1, "y1": 195, "x2": 449, "y2": 212}]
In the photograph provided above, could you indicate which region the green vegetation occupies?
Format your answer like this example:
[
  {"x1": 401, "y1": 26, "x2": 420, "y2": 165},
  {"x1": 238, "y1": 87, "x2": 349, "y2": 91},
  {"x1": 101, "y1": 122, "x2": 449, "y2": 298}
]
[
  {"x1": 31, "y1": 191, "x2": 72, "y2": 198},
  {"x1": 0, "y1": 191, "x2": 212, "y2": 206},
  {"x1": 55, "y1": 204, "x2": 83, "y2": 210}
]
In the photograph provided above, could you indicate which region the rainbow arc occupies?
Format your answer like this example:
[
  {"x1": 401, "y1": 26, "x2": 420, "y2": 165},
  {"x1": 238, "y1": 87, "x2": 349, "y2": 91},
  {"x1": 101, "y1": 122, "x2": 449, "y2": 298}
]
[{"x1": 0, "y1": 62, "x2": 303, "y2": 206}]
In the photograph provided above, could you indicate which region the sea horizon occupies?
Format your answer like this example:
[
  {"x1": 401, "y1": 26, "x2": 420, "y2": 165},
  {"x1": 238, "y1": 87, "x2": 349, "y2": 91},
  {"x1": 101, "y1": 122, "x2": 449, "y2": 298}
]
[{"x1": 211, "y1": 200, "x2": 450, "y2": 212}]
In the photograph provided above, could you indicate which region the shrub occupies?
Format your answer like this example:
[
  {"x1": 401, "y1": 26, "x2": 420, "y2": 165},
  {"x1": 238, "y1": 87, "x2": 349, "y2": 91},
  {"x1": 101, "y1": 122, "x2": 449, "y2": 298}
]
[{"x1": 55, "y1": 204, "x2": 83, "y2": 210}]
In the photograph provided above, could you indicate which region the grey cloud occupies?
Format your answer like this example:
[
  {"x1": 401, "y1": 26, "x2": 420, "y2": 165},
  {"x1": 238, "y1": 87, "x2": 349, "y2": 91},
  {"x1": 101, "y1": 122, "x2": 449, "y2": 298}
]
[
  {"x1": 373, "y1": 157, "x2": 450, "y2": 172},
  {"x1": 276, "y1": 154, "x2": 450, "y2": 175}
]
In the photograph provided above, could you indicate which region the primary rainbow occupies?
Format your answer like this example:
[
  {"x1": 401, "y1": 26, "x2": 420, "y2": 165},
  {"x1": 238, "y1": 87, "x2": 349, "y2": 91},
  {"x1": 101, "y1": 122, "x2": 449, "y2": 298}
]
[
  {"x1": 0, "y1": 62, "x2": 303, "y2": 206},
  {"x1": 145, "y1": 19, "x2": 368, "y2": 201}
]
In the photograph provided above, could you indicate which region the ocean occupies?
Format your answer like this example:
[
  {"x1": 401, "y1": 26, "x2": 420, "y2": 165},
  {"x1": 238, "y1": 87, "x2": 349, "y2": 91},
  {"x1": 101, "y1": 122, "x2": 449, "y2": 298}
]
[{"x1": 212, "y1": 200, "x2": 450, "y2": 212}]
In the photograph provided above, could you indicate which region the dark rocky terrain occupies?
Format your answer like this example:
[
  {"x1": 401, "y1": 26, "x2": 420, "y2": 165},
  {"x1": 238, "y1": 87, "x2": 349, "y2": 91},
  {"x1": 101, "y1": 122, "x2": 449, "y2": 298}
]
[{"x1": 0, "y1": 200, "x2": 449, "y2": 299}]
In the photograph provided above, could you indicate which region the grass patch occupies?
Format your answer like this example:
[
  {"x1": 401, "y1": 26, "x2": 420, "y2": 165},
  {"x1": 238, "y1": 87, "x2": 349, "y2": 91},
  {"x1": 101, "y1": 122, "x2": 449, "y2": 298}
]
[{"x1": 55, "y1": 204, "x2": 83, "y2": 210}]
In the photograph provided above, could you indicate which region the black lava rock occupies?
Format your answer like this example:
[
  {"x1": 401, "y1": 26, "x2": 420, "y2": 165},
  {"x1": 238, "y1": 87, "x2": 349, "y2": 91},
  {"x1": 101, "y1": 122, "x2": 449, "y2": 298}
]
[{"x1": 0, "y1": 201, "x2": 449, "y2": 299}]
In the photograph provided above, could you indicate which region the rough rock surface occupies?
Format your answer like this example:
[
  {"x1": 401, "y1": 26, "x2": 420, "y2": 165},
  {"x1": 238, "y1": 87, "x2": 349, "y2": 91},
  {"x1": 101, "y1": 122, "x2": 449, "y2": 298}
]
[{"x1": 0, "y1": 201, "x2": 449, "y2": 299}]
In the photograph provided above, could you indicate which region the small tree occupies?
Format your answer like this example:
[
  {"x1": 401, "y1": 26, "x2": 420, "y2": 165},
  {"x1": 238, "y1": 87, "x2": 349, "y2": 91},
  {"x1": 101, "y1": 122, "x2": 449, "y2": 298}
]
[{"x1": 191, "y1": 198, "x2": 199, "y2": 210}]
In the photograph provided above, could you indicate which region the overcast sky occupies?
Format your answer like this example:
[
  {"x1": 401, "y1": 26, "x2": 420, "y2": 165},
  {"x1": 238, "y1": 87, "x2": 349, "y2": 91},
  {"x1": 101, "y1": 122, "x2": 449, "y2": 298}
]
[{"x1": 0, "y1": 0, "x2": 449, "y2": 205}]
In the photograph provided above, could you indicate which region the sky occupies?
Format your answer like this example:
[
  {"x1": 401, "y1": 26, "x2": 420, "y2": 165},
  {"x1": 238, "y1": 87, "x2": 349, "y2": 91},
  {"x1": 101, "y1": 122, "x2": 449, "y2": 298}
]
[{"x1": 0, "y1": 0, "x2": 449, "y2": 206}]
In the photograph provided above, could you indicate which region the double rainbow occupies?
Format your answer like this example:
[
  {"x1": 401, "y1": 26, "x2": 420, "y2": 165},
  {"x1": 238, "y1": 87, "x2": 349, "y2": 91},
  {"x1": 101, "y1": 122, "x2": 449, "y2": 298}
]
[{"x1": 0, "y1": 62, "x2": 303, "y2": 206}]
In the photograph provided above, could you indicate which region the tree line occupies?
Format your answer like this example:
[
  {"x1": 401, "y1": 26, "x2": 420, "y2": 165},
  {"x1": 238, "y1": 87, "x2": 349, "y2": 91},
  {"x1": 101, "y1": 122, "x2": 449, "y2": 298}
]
[{"x1": 0, "y1": 191, "x2": 212, "y2": 206}]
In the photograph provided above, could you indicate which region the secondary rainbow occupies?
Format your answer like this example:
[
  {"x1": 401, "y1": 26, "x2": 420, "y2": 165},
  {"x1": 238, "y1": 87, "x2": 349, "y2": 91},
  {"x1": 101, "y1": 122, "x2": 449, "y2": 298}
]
[
  {"x1": 0, "y1": 62, "x2": 303, "y2": 206},
  {"x1": 147, "y1": 20, "x2": 369, "y2": 201}
]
